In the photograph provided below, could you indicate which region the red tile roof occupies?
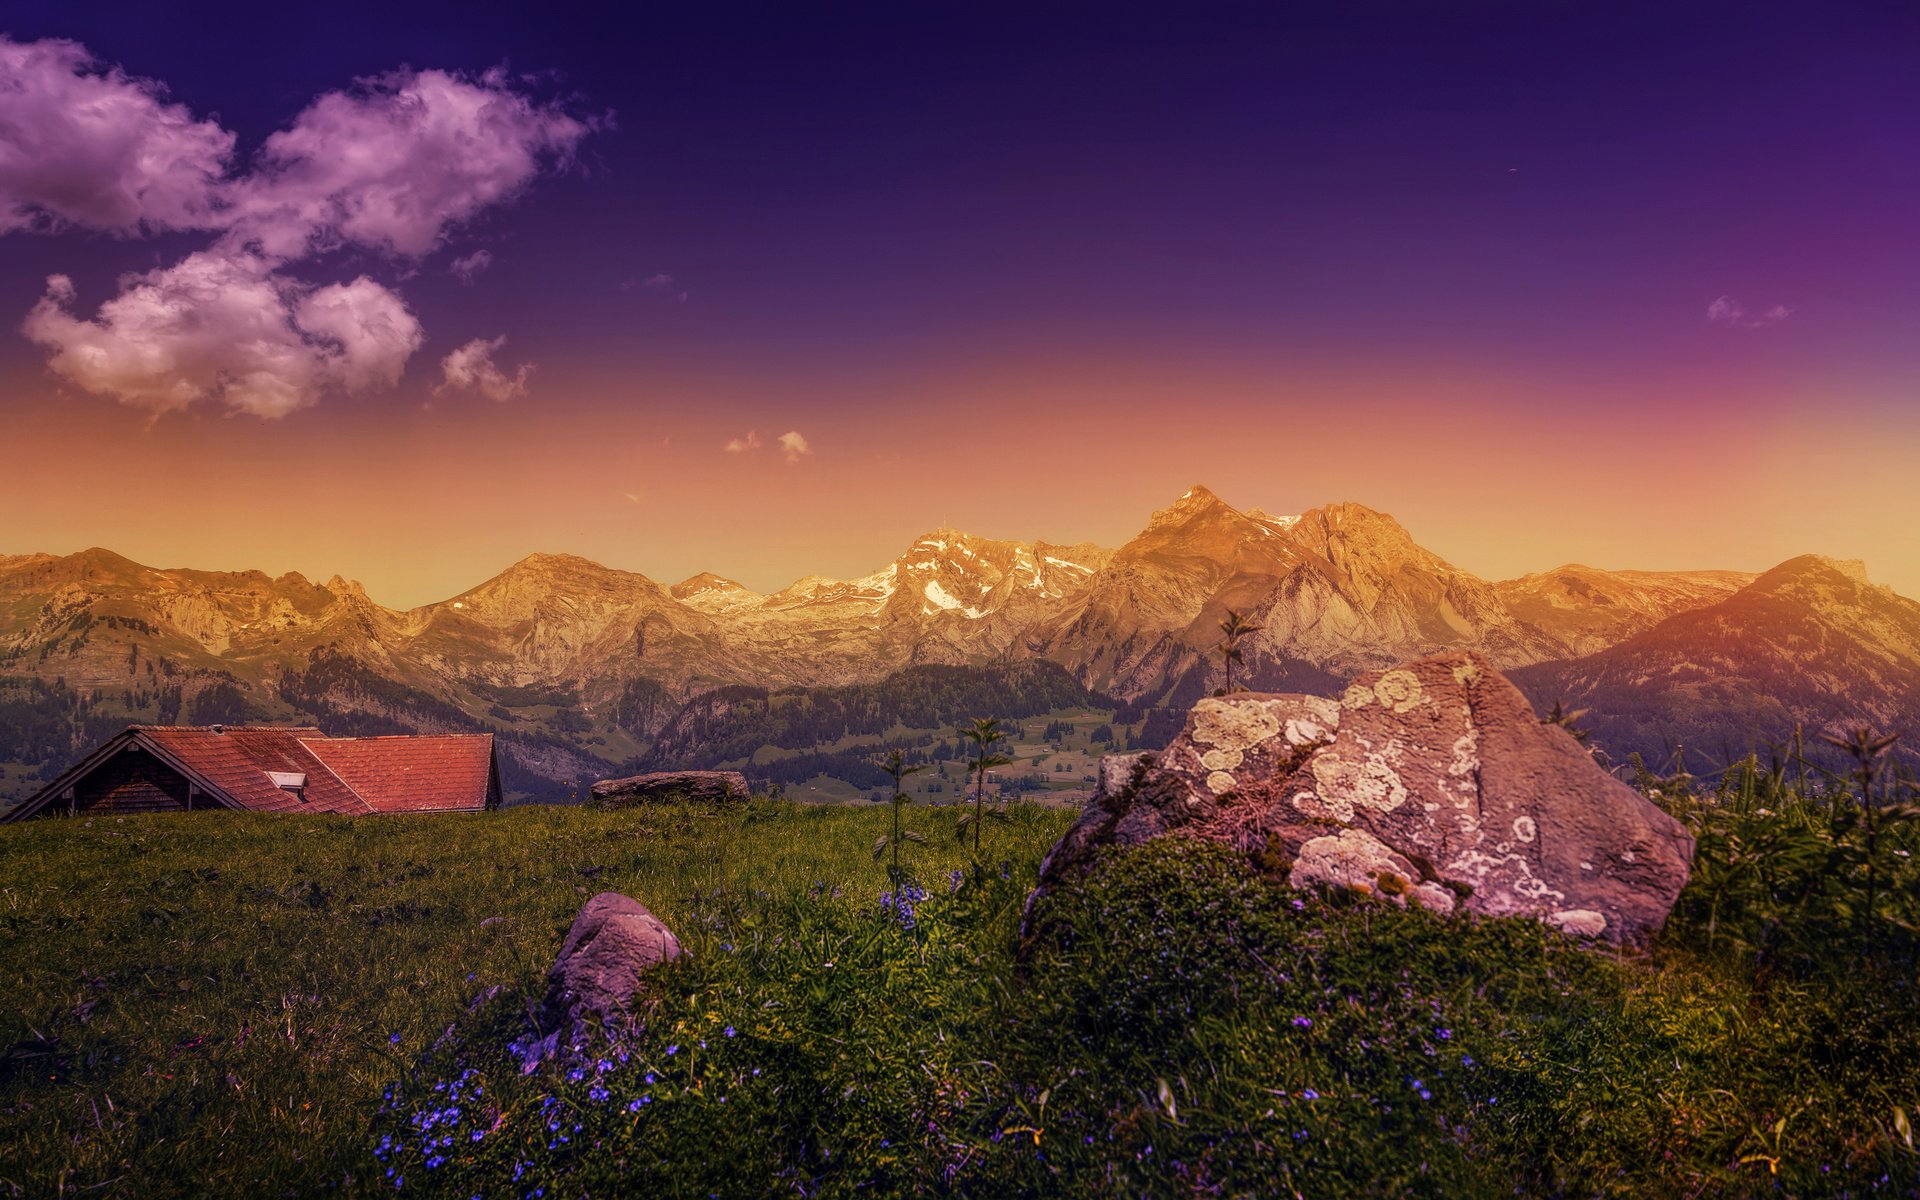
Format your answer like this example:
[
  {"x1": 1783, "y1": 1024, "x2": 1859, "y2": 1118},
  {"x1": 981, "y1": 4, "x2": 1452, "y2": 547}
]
[
  {"x1": 9, "y1": 726, "x2": 498, "y2": 819},
  {"x1": 302, "y1": 734, "x2": 498, "y2": 813},
  {"x1": 139, "y1": 727, "x2": 373, "y2": 815}
]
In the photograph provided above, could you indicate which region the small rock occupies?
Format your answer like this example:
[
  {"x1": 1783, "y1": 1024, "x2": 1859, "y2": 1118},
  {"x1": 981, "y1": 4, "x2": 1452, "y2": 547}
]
[
  {"x1": 589, "y1": 771, "x2": 750, "y2": 808},
  {"x1": 542, "y1": 892, "x2": 682, "y2": 1039}
]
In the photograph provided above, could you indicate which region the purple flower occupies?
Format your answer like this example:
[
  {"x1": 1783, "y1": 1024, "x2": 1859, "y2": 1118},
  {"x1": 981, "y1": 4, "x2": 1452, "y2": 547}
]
[
  {"x1": 724, "y1": 1026, "x2": 737, "y2": 1038},
  {"x1": 1301, "y1": 1089, "x2": 1319, "y2": 1100},
  {"x1": 1291, "y1": 1016, "x2": 1313, "y2": 1028},
  {"x1": 389, "y1": 1033, "x2": 402, "y2": 1045}
]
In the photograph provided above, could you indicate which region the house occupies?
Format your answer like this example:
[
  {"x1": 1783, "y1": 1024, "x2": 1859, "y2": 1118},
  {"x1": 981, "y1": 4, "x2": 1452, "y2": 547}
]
[{"x1": 4, "y1": 725, "x2": 501, "y2": 821}]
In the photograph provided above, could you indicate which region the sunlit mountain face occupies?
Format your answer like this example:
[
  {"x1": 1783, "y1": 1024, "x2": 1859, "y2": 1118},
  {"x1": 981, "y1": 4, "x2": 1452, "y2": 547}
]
[{"x1": 5, "y1": 486, "x2": 1913, "y2": 801}]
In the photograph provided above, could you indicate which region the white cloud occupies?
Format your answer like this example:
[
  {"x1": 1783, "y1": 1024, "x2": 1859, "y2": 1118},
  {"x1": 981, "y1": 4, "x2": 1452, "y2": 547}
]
[
  {"x1": 724, "y1": 430, "x2": 762, "y2": 453},
  {"x1": 778, "y1": 430, "x2": 812, "y2": 464},
  {"x1": 1707, "y1": 295, "x2": 1792, "y2": 328},
  {"x1": 222, "y1": 67, "x2": 589, "y2": 260},
  {"x1": 435, "y1": 335, "x2": 531, "y2": 403},
  {"x1": 0, "y1": 37, "x2": 595, "y2": 418},
  {"x1": 23, "y1": 249, "x2": 421, "y2": 418},
  {"x1": 0, "y1": 36, "x2": 234, "y2": 235},
  {"x1": 449, "y1": 249, "x2": 493, "y2": 283}
]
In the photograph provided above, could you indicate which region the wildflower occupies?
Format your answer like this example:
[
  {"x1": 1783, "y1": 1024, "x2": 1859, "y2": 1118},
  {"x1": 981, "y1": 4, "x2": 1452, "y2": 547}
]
[
  {"x1": 1436, "y1": 1027, "x2": 1452, "y2": 1040},
  {"x1": 389, "y1": 1033, "x2": 402, "y2": 1045},
  {"x1": 1291, "y1": 1016, "x2": 1313, "y2": 1028},
  {"x1": 1301, "y1": 1089, "x2": 1320, "y2": 1100},
  {"x1": 725, "y1": 1026, "x2": 737, "y2": 1038},
  {"x1": 666, "y1": 1045, "x2": 679, "y2": 1056}
]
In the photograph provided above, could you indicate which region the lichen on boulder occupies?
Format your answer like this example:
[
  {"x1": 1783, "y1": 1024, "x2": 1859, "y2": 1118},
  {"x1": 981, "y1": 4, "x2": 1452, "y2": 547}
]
[{"x1": 1025, "y1": 650, "x2": 1695, "y2": 945}]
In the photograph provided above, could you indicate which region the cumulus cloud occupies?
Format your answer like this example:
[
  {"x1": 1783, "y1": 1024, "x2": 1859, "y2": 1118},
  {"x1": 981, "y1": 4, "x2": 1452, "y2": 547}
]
[
  {"x1": 436, "y1": 336, "x2": 531, "y2": 403},
  {"x1": 23, "y1": 251, "x2": 421, "y2": 418},
  {"x1": 0, "y1": 36, "x2": 234, "y2": 234},
  {"x1": 724, "y1": 430, "x2": 763, "y2": 453},
  {"x1": 0, "y1": 37, "x2": 594, "y2": 418},
  {"x1": 222, "y1": 67, "x2": 589, "y2": 260},
  {"x1": 449, "y1": 249, "x2": 493, "y2": 283},
  {"x1": 1707, "y1": 296, "x2": 1792, "y2": 328},
  {"x1": 778, "y1": 430, "x2": 812, "y2": 463}
]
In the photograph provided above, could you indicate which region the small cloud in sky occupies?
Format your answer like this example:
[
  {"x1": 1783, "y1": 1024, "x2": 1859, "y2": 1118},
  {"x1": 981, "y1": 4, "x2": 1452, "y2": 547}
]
[
  {"x1": 449, "y1": 249, "x2": 493, "y2": 283},
  {"x1": 1707, "y1": 295, "x2": 1791, "y2": 328},
  {"x1": 436, "y1": 335, "x2": 532, "y2": 402},
  {"x1": 724, "y1": 430, "x2": 762, "y2": 453},
  {"x1": 778, "y1": 430, "x2": 812, "y2": 464}
]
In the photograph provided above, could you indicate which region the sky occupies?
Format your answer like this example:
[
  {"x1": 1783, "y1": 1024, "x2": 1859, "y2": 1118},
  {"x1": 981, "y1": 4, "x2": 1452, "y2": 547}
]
[{"x1": 2, "y1": 0, "x2": 1917, "y2": 607}]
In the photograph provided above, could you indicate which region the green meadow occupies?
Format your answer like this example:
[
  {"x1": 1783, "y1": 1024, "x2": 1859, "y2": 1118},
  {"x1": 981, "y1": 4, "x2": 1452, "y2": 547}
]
[{"x1": 1, "y1": 776, "x2": 1915, "y2": 1198}]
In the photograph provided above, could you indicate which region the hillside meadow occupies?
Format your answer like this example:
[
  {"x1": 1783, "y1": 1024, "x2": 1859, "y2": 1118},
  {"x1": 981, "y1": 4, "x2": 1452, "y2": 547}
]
[{"x1": 1, "y1": 782, "x2": 1916, "y2": 1199}]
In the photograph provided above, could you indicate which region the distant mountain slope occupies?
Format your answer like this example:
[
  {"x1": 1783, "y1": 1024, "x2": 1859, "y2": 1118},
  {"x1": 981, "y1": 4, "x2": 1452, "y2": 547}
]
[
  {"x1": 1510, "y1": 556, "x2": 1920, "y2": 770},
  {"x1": 5, "y1": 490, "x2": 1899, "y2": 802},
  {"x1": 1494, "y1": 565, "x2": 1754, "y2": 657}
]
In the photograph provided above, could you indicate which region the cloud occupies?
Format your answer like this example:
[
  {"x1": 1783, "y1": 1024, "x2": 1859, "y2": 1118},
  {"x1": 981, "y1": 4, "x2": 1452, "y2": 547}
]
[
  {"x1": 1707, "y1": 296, "x2": 1792, "y2": 328},
  {"x1": 449, "y1": 249, "x2": 493, "y2": 283},
  {"x1": 0, "y1": 37, "x2": 595, "y2": 418},
  {"x1": 23, "y1": 250, "x2": 421, "y2": 418},
  {"x1": 724, "y1": 430, "x2": 762, "y2": 453},
  {"x1": 436, "y1": 335, "x2": 531, "y2": 403},
  {"x1": 0, "y1": 36, "x2": 234, "y2": 234},
  {"x1": 642, "y1": 273, "x2": 675, "y2": 290},
  {"x1": 778, "y1": 430, "x2": 812, "y2": 464},
  {"x1": 222, "y1": 67, "x2": 590, "y2": 260}
]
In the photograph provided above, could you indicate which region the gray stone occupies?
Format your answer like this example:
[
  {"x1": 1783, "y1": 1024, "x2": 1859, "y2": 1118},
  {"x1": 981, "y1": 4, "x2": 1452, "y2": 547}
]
[
  {"x1": 1025, "y1": 650, "x2": 1695, "y2": 945},
  {"x1": 590, "y1": 770, "x2": 749, "y2": 808},
  {"x1": 542, "y1": 892, "x2": 682, "y2": 1038}
]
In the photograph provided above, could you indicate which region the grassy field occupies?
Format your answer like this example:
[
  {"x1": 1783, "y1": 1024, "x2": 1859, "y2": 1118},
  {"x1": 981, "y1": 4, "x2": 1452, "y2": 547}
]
[{"x1": 2, "y1": 776, "x2": 1917, "y2": 1198}]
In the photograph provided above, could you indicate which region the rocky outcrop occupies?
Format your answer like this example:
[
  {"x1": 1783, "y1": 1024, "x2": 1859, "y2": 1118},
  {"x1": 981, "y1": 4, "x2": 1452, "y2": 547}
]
[
  {"x1": 1027, "y1": 650, "x2": 1696, "y2": 944},
  {"x1": 590, "y1": 770, "x2": 750, "y2": 807},
  {"x1": 542, "y1": 892, "x2": 683, "y2": 1040}
]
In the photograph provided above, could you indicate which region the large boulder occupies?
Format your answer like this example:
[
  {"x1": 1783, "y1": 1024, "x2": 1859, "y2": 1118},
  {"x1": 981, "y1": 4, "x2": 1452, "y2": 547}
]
[
  {"x1": 1027, "y1": 651, "x2": 1694, "y2": 945},
  {"x1": 542, "y1": 892, "x2": 683, "y2": 1039},
  {"x1": 590, "y1": 770, "x2": 750, "y2": 808}
]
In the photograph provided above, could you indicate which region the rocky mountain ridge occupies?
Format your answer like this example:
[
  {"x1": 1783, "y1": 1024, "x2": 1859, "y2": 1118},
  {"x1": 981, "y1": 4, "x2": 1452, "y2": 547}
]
[{"x1": 5, "y1": 485, "x2": 1910, "y2": 798}]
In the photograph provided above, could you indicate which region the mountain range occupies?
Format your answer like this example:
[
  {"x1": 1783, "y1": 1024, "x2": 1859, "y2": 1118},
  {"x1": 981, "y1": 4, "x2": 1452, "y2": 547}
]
[{"x1": 3, "y1": 485, "x2": 1913, "y2": 802}]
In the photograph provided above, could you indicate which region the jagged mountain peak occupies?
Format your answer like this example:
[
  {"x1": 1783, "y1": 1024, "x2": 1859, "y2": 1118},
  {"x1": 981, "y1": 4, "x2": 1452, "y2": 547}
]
[{"x1": 671, "y1": 571, "x2": 753, "y2": 599}]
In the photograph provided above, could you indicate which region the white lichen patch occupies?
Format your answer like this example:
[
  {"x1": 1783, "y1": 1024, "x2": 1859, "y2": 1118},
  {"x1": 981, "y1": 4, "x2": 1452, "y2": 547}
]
[
  {"x1": 1548, "y1": 909, "x2": 1607, "y2": 938},
  {"x1": 1285, "y1": 718, "x2": 1328, "y2": 746},
  {"x1": 1206, "y1": 770, "x2": 1237, "y2": 795},
  {"x1": 1295, "y1": 750, "x2": 1408, "y2": 823},
  {"x1": 1372, "y1": 669, "x2": 1423, "y2": 713},
  {"x1": 1200, "y1": 748, "x2": 1239, "y2": 772},
  {"x1": 1451, "y1": 660, "x2": 1480, "y2": 686},
  {"x1": 1511, "y1": 816, "x2": 1537, "y2": 843},
  {"x1": 1340, "y1": 683, "x2": 1375, "y2": 710},
  {"x1": 1190, "y1": 698, "x2": 1283, "y2": 754},
  {"x1": 1448, "y1": 729, "x2": 1479, "y2": 779}
]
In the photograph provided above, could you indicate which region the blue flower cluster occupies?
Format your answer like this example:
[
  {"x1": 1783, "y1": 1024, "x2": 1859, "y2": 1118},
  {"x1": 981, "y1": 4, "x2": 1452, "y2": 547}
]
[
  {"x1": 376, "y1": 1068, "x2": 491, "y2": 1187},
  {"x1": 878, "y1": 883, "x2": 928, "y2": 930}
]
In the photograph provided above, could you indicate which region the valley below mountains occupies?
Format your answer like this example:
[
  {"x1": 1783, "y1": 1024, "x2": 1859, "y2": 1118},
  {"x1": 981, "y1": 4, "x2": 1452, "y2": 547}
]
[{"x1": 4, "y1": 485, "x2": 1915, "y2": 804}]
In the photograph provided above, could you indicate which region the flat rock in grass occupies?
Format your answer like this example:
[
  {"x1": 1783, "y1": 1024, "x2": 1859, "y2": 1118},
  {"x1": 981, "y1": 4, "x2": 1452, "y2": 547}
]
[
  {"x1": 541, "y1": 892, "x2": 682, "y2": 1040},
  {"x1": 589, "y1": 770, "x2": 749, "y2": 808},
  {"x1": 1025, "y1": 650, "x2": 1695, "y2": 945}
]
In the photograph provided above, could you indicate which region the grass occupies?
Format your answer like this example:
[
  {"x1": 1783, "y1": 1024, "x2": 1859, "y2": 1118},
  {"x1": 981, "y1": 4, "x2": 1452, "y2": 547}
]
[
  {"x1": 0, "y1": 803, "x2": 1064, "y2": 1198},
  {"x1": 1, "y1": 781, "x2": 1916, "y2": 1198}
]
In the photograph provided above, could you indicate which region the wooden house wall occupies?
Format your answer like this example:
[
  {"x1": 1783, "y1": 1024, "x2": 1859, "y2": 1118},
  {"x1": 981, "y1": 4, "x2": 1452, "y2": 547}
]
[{"x1": 70, "y1": 748, "x2": 195, "y2": 815}]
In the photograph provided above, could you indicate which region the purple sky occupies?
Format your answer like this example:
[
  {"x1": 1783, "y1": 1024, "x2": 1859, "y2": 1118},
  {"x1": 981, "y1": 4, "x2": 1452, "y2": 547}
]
[{"x1": 3, "y1": 1, "x2": 1918, "y2": 602}]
